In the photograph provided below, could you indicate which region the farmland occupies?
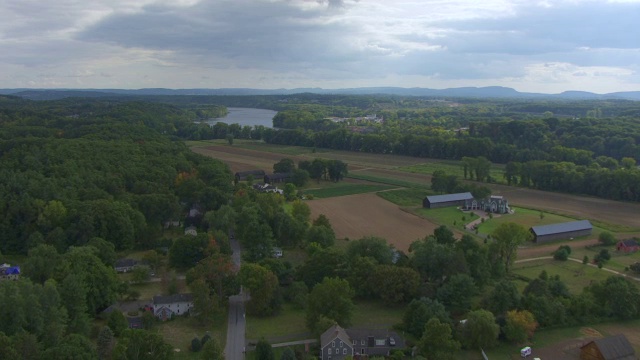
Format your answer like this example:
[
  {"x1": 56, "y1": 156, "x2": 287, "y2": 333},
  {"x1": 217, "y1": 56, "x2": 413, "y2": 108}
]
[{"x1": 188, "y1": 127, "x2": 640, "y2": 360}]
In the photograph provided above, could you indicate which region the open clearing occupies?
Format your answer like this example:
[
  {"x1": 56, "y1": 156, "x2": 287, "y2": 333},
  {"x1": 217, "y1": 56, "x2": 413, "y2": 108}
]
[
  {"x1": 191, "y1": 141, "x2": 640, "y2": 242},
  {"x1": 307, "y1": 192, "x2": 438, "y2": 252}
]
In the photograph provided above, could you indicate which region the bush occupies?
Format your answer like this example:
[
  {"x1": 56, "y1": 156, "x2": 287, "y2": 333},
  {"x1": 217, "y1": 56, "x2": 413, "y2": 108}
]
[
  {"x1": 583, "y1": 255, "x2": 589, "y2": 264},
  {"x1": 191, "y1": 337, "x2": 202, "y2": 352},
  {"x1": 598, "y1": 232, "x2": 616, "y2": 246},
  {"x1": 553, "y1": 248, "x2": 569, "y2": 261}
]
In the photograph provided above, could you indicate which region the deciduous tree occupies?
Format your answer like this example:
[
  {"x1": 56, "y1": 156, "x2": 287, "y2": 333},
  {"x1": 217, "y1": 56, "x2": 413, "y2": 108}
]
[
  {"x1": 491, "y1": 223, "x2": 532, "y2": 273},
  {"x1": 306, "y1": 277, "x2": 354, "y2": 333},
  {"x1": 418, "y1": 318, "x2": 460, "y2": 360}
]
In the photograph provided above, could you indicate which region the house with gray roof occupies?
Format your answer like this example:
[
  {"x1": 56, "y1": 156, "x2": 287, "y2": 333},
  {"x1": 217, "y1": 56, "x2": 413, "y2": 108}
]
[
  {"x1": 152, "y1": 293, "x2": 194, "y2": 321},
  {"x1": 530, "y1": 220, "x2": 592, "y2": 243},
  {"x1": 423, "y1": 192, "x2": 474, "y2": 209},
  {"x1": 580, "y1": 334, "x2": 635, "y2": 360},
  {"x1": 320, "y1": 325, "x2": 404, "y2": 360}
]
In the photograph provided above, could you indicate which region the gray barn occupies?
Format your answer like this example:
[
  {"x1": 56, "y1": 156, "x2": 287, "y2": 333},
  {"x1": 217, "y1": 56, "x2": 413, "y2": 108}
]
[
  {"x1": 423, "y1": 192, "x2": 474, "y2": 209},
  {"x1": 530, "y1": 220, "x2": 593, "y2": 243}
]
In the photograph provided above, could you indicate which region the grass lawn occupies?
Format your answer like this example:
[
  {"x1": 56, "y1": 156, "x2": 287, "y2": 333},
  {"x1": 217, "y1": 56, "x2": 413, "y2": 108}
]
[
  {"x1": 157, "y1": 315, "x2": 226, "y2": 359},
  {"x1": 246, "y1": 303, "x2": 308, "y2": 341},
  {"x1": 351, "y1": 300, "x2": 405, "y2": 329},
  {"x1": 347, "y1": 173, "x2": 432, "y2": 190},
  {"x1": 376, "y1": 188, "x2": 430, "y2": 207},
  {"x1": 475, "y1": 207, "x2": 581, "y2": 235},
  {"x1": 413, "y1": 207, "x2": 479, "y2": 230},
  {"x1": 246, "y1": 344, "x2": 308, "y2": 360},
  {"x1": 512, "y1": 258, "x2": 614, "y2": 294},
  {"x1": 570, "y1": 244, "x2": 640, "y2": 275},
  {"x1": 399, "y1": 161, "x2": 506, "y2": 185},
  {"x1": 301, "y1": 184, "x2": 395, "y2": 199}
]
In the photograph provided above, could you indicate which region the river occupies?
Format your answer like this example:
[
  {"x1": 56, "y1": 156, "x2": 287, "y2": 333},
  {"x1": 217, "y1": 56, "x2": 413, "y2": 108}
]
[{"x1": 205, "y1": 107, "x2": 278, "y2": 128}]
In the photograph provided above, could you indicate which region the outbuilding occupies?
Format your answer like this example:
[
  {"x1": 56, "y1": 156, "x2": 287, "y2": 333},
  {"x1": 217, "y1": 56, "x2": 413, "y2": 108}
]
[
  {"x1": 580, "y1": 334, "x2": 635, "y2": 360},
  {"x1": 264, "y1": 172, "x2": 293, "y2": 184},
  {"x1": 617, "y1": 239, "x2": 640, "y2": 253},
  {"x1": 423, "y1": 192, "x2": 474, "y2": 209},
  {"x1": 235, "y1": 170, "x2": 266, "y2": 182},
  {"x1": 530, "y1": 220, "x2": 592, "y2": 244}
]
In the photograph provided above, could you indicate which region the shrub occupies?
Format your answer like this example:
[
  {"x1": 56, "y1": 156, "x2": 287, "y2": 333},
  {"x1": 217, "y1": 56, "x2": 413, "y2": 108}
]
[
  {"x1": 553, "y1": 248, "x2": 569, "y2": 261},
  {"x1": 583, "y1": 255, "x2": 589, "y2": 264},
  {"x1": 598, "y1": 232, "x2": 616, "y2": 246},
  {"x1": 191, "y1": 337, "x2": 202, "y2": 352}
]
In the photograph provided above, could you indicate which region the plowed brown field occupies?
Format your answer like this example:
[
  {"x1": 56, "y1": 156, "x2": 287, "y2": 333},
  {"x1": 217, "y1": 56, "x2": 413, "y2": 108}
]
[{"x1": 307, "y1": 193, "x2": 438, "y2": 252}]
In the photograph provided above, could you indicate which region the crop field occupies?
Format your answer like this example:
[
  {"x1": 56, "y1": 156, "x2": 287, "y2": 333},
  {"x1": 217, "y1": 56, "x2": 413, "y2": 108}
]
[
  {"x1": 301, "y1": 184, "x2": 395, "y2": 199},
  {"x1": 399, "y1": 161, "x2": 507, "y2": 185},
  {"x1": 190, "y1": 141, "x2": 640, "y2": 244},
  {"x1": 376, "y1": 188, "x2": 430, "y2": 207},
  {"x1": 307, "y1": 193, "x2": 439, "y2": 252}
]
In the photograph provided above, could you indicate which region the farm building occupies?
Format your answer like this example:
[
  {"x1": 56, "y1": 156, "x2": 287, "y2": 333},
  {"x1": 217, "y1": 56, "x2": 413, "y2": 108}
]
[
  {"x1": 423, "y1": 192, "x2": 473, "y2": 209},
  {"x1": 235, "y1": 170, "x2": 266, "y2": 182},
  {"x1": 580, "y1": 334, "x2": 635, "y2": 360},
  {"x1": 462, "y1": 195, "x2": 511, "y2": 214},
  {"x1": 530, "y1": 220, "x2": 592, "y2": 243},
  {"x1": 264, "y1": 172, "x2": 293, "y2": 184},
  {"x1": 617, "y1": 239, "x2": 640, "y2": 253}
]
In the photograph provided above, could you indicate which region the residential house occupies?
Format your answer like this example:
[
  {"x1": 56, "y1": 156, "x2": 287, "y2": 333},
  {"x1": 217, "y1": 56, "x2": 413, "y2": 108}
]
[
  {"x1": 253, "y1": 183, "x2": 284, "y2": 195},
  {"x1": 617, "y1": 239, "x2": 640, "y2": 253},
  {"x1": 530, "y1": 220, "x2": 593, "y2": 243},
  {"x1": 184, "y1": 226, "x2": 198, "y2": 236},
  {"x1": 163, "y1": 220, "x2": 181, "y2": 229},
  {"x1": 114, "y1": 259, "x2": 138, "y2": 273},
  {"x1": 580, "y1": 334, "x2": 635, "y2": 360},
  {"x1": 320, "y1": 325, "x2": 404, "y2": 360},
  {"x1": 152, "y1": 293, "x2": 194, "y2": 321},
  {"x1": 273, "y1": 247, "x2": 283, "y2": 258},
  {"x1": 0, "y1": 263, "x2": 20, "y2": 281},
  {"x1": 462, "y1": 195, "x2": 511, "y2": 214}
]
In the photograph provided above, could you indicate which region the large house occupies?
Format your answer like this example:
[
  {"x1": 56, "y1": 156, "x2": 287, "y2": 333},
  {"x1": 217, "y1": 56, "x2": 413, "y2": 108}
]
[
  {"x1": 530, "y1": 220, "x2": 593, "y2": 243},
  {"x1": 0, "y1": 263, "x2": 20, "y2": 281},
  {"x1": 152, "y1": 293, "x2": 194, "y2": 321},
  {"x1": 580, "y1": 334, "x2": 635, "y2": 360},
  {"x1": 320, "y1": 325, "x2": 404, "y2": 360},
  {"x1": 462, "y1": 195, "x2": 511, "y2": 214},
  {"x1": 184, "y1": 225, "x2": 198, "y2": 236},
  {"x1": 423, "y1": 192, "x2": 473, "y2": 209}
]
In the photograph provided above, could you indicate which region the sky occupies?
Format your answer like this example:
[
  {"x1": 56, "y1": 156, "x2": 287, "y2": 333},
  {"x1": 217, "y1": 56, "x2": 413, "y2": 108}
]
[{"x1": 1, "y1": 0, "x2": 639, "y2": 93}]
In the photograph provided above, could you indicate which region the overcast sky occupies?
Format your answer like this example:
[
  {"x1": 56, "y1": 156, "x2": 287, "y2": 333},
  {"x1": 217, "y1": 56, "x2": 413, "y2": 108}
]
[{"x1": 1, "y1": 0, "x2": 639, "y2": 93}]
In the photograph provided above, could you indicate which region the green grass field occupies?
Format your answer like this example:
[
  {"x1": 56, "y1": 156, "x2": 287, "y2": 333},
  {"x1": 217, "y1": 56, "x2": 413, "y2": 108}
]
[
  {"x1": 512, "y1": 258, "x2": 614, "y2": 294},
  {"x1": 301, "y1": 184, "x2": 395, "y2": 198},
  {"x1": 413, "y1": 207, "x2": 479, "y2": 230},
  {"x1": 376, "y1": 188, "x2": 430, "y2": 207},
  {"x1": 157, "y1": 316, "x2": 227, "y2": 359},
  {"x1": 475, "y1": 207, "x2": 581, "y2": 235},
  {"x1": 399, "y1": 161, "x2": 506, "y2": 185},
  {"x1": 246, "y1": 303, "x2": 308, "y2": 341},
  {"x1": 568, "y1": 244, "x2": 640, "y2": 274},
  {"x1": 347, "y1": 173, "x2": 431, "y2": 190}
]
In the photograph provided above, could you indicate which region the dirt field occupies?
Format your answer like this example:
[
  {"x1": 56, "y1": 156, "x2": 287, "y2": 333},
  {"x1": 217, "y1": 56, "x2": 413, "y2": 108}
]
[{"x1": 307, "y1": 193, "x2": 438, "y2": 252}]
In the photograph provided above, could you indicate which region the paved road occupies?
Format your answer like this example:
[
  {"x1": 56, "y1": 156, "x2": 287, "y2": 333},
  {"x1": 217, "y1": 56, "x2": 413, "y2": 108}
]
[{"x1": 225, "y1": 234, "x2": 246, "y2": 360}]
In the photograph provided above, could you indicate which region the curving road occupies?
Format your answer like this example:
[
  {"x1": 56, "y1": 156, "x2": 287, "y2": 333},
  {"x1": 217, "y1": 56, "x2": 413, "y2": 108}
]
[{"x1": 225, "y1": 234, "x2": 246, "y2": 360}]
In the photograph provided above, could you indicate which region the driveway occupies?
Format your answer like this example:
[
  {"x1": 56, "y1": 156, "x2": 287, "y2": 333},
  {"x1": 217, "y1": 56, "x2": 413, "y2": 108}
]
[{"x1": 225, "y1": 234, "x2": 246, "y2": 360}]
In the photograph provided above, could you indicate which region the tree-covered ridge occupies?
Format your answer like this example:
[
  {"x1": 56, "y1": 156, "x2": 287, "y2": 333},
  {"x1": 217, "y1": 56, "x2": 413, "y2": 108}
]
[{"x1": 0, "y1": 97, "x2": 233, "y2": 254}]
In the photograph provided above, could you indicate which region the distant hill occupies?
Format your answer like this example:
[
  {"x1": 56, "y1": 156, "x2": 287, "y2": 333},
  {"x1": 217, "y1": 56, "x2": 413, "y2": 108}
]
[{"x1": 3, "y1": 86, "x2": 640, "y2": 100}]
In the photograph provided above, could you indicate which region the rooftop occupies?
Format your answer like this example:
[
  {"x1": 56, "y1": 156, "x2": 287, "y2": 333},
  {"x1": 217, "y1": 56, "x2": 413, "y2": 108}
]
[
  {"x1": 426, "y1": 192, "x2": 473, "y2": 204},
  {"x1": 531, "y1": 220, "x2": 592, "y2": 236}
]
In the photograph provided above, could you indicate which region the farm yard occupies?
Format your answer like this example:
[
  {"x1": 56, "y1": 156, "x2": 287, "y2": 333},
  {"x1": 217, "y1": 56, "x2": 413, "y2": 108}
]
[{"x1": 190, "y1": 140, "x2": 640, "y2": 358}]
